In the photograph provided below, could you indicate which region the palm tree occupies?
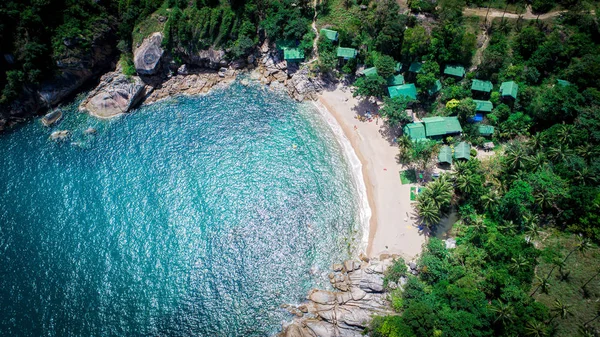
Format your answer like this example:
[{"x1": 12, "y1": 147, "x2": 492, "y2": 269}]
[
  {"x1": 581, "y1": 267, "x2": 600, "y2": 291},
  {"x1": 471, "y1": 216, "x2": 488, "y2": 235},
  {"x1": 528, "y1": 132, "x2": 545, "y2": 151},
  {"x1": 490, "y1": 301, "x2": 514, "y2": 325},
  {"x1": 498, "y1": 220, "x2": 517, "y2": 235},
  {"x1": 416, "y1": 200, "x2": 440, "y2": 228},
  {"x1": 577, "y1": 325, "x2": 595, "y2": 337},
  {"x1": 526, "y1": 152, "x2": 547, "y2": 171},
  {"x1": 574, "y1": 167, "x2": 598, "y2": 186},
  {"x1": 455, "y1": 174, "x2": 477, "y2": 195},
  {"x1": 481, "y1": 191, "x2": 498, "y2": 211},
  {"x1": 562, "y1": 237, "x2": 592, "y2": 265},
  {"x1": 523, "y1": 214, "x2": 540, "y2": 241},
  {"x1": 531, "y1": 275, "x2": 551, "y2": 297},
  {"x1": 534, "y1": 191, "x2": 553, "y2": 211},
  {"x1": 505, "y1": 142, "x2": 528, "y2": 171},
  {"x1": 525, "y1": 320, "x2": 548, "y2": 337},
  {"x1": 510, "y1": 255, "x2": 530, "y2": 273},
  {"x1": 556, "y1": 124, "x2": 574, "y2": 145},
  {"x1": 549, "y1": 299, "x2": 573, "y2": 323},
  {"x1": 583, "y1": 304, "x2": 600, "y2": 326},
  {"x1": 427, "y1": 174, "x2": 453, "y2": 210}
]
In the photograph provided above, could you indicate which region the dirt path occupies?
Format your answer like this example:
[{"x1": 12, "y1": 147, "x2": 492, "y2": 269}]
[
  {"x1": 463, "y1": 6, "x2": 567, "y2": 20},
  {"x1": 470, "y1": 27, "x2": 490, "y2": 71},
  {"x1": 309, "y1": 0, "x2": 319, "y2": 62}
]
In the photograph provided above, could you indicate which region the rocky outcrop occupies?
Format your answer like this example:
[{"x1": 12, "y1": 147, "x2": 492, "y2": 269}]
[
  {"x1": 0, "y1": 20, "x2": 117, "y2": 130},
  {"x1": 144, "y1": 69, "x2": 237, "y2": 104},
  {"x1": 286, "y1": 67, "x2": 324, "y2": 101},
  {"x1": 180, "y1": 47, "x2": 228, "y2": 69},
  {"x1": 279, "y1": 257, "x2": 397, "y2": 337},
  {"x1": 79, "y1": 71, "x2": 147, "y2": 118},
  {"x1": 134, "y1": 32, "x2": 164, "y2": 75}
]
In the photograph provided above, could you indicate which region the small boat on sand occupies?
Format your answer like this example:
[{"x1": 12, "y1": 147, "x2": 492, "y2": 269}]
[{"x1": 41, "y1": 109, "x2": 62, "y2": 127}]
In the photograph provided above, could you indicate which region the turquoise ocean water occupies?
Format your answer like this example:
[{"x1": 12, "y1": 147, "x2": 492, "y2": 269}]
[{"x1": 0, "y1": 82, "x2": 363, "y2": 336}]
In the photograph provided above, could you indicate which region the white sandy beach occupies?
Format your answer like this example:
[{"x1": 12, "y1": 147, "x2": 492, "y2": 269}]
[{"x1": 318, "y1": 83, "x2": 425, "y2": 260}]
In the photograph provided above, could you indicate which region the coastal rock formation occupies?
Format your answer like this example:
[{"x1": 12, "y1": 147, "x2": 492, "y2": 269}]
[
  {"x1": 279, "y1": 257, "x2": 396, "y2": 337},
  {"x1": 79, "y1": 71, "x2": 147, "y2": 118},
  {"x1": 286, "y1": 67, "x2": 324, "y2": 101},
  {"x1": 180, "y1": 47, "x2": 227, "y2": 69},
  {"x1": 144, "y1": 70, "x2": 237, "y2": 104},
  {"x1": 134, "y1": 32, "x2": 164, "y2": 75},
  {"x1": 0, "y1": 22, "x2": 117, "y2": 129}
]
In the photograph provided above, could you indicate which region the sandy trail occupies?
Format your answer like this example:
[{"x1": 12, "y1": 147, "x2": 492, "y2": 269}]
[{"x1": 318, "y1": 84, "x2": 425, "y2": 261}]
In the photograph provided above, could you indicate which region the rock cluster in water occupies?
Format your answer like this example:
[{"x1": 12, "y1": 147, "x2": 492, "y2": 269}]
[{"x1": 279, "y1": 256, "x2": 397, "y2": 337}]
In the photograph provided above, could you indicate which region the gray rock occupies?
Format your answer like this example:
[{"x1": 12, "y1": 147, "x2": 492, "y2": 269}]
[
  {"x1": 50, "y1": 130, "x2": 69, "y2": 141},
  {"x1": 359, "y1": 273, "x2": 384, "y2": 293},
  {"x1": 177, "y1": 64, "x2": 190, "y2": 75},
  {"x1": 409, "y1": 261, "x2": 417, "y2": 270},
  {"x1": 286, "y1": 67, "x2": 323, "y2": 101},
  {"x1": 184, "y1": 47, "x2": 226, "y2": 69},
  {"x1": 247, "y1": 54, "x2": 255, "y2": 65},
  {"x1": 332, "y1": 263, "x2": 344, "y2": 272},
  {"x1": 229, "y1": 59, "x2": 246, "y2": 69},
  {"x1": 308, "y1": 290, "x2": 336, "y2": 305},
  {"x1": 80, "y1": 71, "x2": 146, "y2": 118},
  {"x1": 445, "y1": 238, "x2": 457, "y2": 249},
  {"x1": 134, "y1": 32, "x2": 164, "y2": 75}
]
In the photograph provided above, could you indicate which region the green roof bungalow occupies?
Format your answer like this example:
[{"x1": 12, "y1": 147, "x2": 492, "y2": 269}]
[
  {"x1": 362, "y1": 67, "x2": 378, "y2": 77},
  {"x1": 444, "y1": 65, "x2": 465, "y2": 78},
  {"x1": 409, "y1": 62, "x2": 423, "y2": 73},
  {"x1": 395, "y1": 62, "x2": 403, "y2": 73},
  {"x1": 388, "y1": 83, "x2": 417, "y2": 100},
  {"x1": 438, "y1": 145, "x2": 453, "y2": 165},
  {"x1": 428, "y1": 80, "x2": 442, "y2": 96},
  {"x1": 557, "y1": 79, "x2": 571, "y2": 87},
  {"x1": 471, "y1": 79, "x2": 493, "y2": 93},
  {"x1": 478, "y1": 125, "x2": 495, "y2": 137},
  {"x1": 387, "y1": 74, "x2": 405, "y2": 86},
  {"x1": 337, "y1": 47, "x2": 357, "y2": 59},
  {"x1": 422, "y1": 116, "x2": 462, "y2": 138},
  {"x1": 499, "y1": 81, "x2": 518, "y2": 100},
  {"x1": 473, "y1": 99, "x2": 493, "y2": 113},
  {"x1": 284, "y1": 48, "x2": 305, "y2": 62},
  {"x1": 320, "y1": 28, "x2": 339, "y2": 42},
  {"x1": 403, "y1": 122, "x2": 426, "y2": 140},
  {"x1": 454, "y1": 141, "x2": 471, "y2": 160},
  {"x1": 276, "y1": 40, "x2": 296, "y2": 50}
]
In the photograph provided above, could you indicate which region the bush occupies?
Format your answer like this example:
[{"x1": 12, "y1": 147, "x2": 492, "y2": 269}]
[
  {"x1": 470, "y1": 148, "x2": 477, "y2": 157},
  {"x1": 383, "y1": 258, "x2": 408, "y2": 289}
]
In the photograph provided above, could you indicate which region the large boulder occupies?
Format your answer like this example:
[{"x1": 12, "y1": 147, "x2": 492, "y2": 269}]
[
  {"x1": 134, "y1": 32, "x2": 164, "y2": 75},
  {"x1": 80, "y1": 71, "x2": 146, "y2": 118},
  {"x1": 182, "y1": 47, "x2": 227, "y2": 69}
]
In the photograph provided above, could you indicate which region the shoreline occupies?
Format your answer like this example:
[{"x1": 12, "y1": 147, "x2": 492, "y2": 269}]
[
  {"x1": 316, "y1": 84, "x2": 425, "y2": 260},
  {"x1": 312, "y1": 100, "x2": 373, "y2": 255}
]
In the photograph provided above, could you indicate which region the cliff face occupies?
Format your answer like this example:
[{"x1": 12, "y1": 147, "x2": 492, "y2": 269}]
[{"x1": 0, "y1": 20, "x2": 118, "y2": 131}]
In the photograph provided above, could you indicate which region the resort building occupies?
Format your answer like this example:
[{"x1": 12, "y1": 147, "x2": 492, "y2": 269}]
[
  {"x1": 403, "y1": 116, "x2": 463, "y2": 140},
  {"x1": 362, "y1": 67, "x2": 378, "y2": 77},
  {"x1": 438, "y1": 145, "x2": 453, "y2": 165},
  {"x1": 408, "y1": 62, "x2": 423, "y2": 73},
  {"x1": 454, "y1": 141, "x2": 471, "y2": 160},
  {"x1": 473, "y1": 99, "x2": 493, "y2": 113},
  {"x1": 336, "y1": 47, "x2": 357, "y2": 60},
  {"x1": 395, "y1": 62, "x2": 403, "y2": 73},
  {"x1": 388, "y1": 83, "x2": 417, "y2": 100},
  {"x1": 320, "y1": 28, "x2": 339, "y2": 42},
  {"x1": 443, "y1": 65, "x2": 465, "y2": 78},
  {"x1": 471, "y1": 79, "x2": 493, "y2": 93},
  {"x1": 387, "y1": 74, "x2": 405, "y2": 86},
  {"x1": 499, "y1": 81, "x2": 518, "y2": 100},
  {"x1": 478, "y1": 125, "x2": 495, "y2": 137},
  {"x1": 428, "y1": 80, "x2": 442, "y2": 96},
  {"x1": 283, "y1": 48, "x2": 305, "y2": 63},
  {"x1": 557, "y1": 79, "x2": 571, "y2": 87}
]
